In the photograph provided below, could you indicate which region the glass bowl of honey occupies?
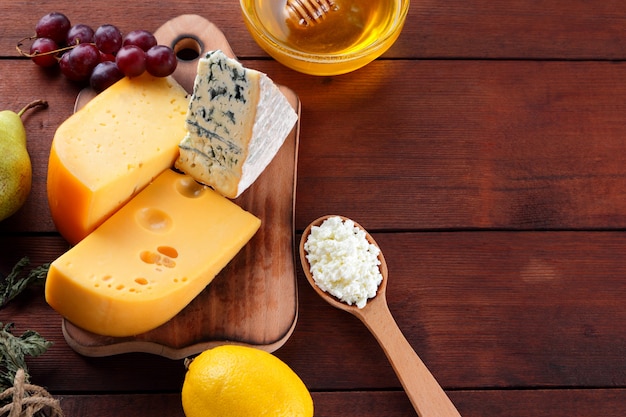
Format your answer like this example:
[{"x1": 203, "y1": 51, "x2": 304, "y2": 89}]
[{"x1": 240, "y1": 0, "x2": 410, "y2": 76}]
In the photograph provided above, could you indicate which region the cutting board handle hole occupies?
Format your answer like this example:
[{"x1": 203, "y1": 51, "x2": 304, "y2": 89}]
[{"x1": 173, "y1": 35, "x2": 203, "y2": 61}]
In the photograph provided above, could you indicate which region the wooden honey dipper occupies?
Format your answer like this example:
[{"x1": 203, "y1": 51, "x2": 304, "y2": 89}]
[{"x1": 286, "y1": 0, "x2": 336, "y2": 26}]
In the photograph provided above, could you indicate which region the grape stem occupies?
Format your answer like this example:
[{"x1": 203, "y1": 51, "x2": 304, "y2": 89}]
[{"x1": 15, "y1": 35, "x2": 85, "y2": 58}]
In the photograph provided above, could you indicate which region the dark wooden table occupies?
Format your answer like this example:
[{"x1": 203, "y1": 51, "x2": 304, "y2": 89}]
[{"x1": 2, "y1": 1, "x2": 626, "y2": 416}]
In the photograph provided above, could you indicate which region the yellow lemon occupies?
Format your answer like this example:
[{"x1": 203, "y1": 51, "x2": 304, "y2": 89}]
[{"x1": 181, "y1": 345, "x2": 314, "y2": 417}]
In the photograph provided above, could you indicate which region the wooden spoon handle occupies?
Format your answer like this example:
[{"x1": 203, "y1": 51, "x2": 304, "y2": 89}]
[{"x1": 358, "y1": 300, "x2": 462, "y2": 417}]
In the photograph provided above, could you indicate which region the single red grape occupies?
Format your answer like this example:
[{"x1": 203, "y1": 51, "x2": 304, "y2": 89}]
[
  {"x1": 59, "y1": 52, "x2": 81, "y2": 81},
  {"x1": 145, "y1": 45, "x2": 177, "y2": 77},
  {"x1": 35, "y1": 12, "x2": 71, "y2": 44},
  {"x1": 60, "y1": 43, "x2": 100, "y2": 82},
  {"x1": 123, "y1": 30, "x2": 157, "y2": 52},
  {"x1": 67, "y1": 24, "x2": 95, "y2": 46},
  {"x1": 116, "y1": 45, "x2": 146, "y2": 77},
  {"x1": 71, "y1": 43, "x2": 100, "y2": 77},
  {"x1": 29, "y1": 37, "x2": 59, "y2": 67},
  {"x1": 95, "y1": 24, "x2": 123, "y2": 55},
  {"x1": 90, "y1": 61, "x2": 124, "y2": 92}
]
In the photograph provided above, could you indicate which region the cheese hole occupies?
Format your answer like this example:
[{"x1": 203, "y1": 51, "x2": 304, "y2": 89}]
[
  {"x1": 136, "y1": 207, "x2": 173, "y2": 232},
  {"x1": 173, "y1": 36, "x2": 201, "y2": 61},
  {"x1": 140, "y1": 250, "x2": 177, "y2": 268},
  {"x1": 176, "y1": 176, "x2": 204, "y2": 198},
  {"x1": 161, "y1": 258, "x2": 176, "y2": 268},
  {"x1": 140, "y1": 250, "x2": 159, "y2": 264},
  {"x1": 135, "y1": 277, "x2": 149, "y2": 285},
  {"x1": 158, "y1": 246, "x2": 178, "y2": 258}
]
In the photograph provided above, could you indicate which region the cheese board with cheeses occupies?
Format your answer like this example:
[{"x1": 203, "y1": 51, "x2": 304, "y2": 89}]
[{"x1": 61, "y1": 14, "x2": 301, "y2": 359}]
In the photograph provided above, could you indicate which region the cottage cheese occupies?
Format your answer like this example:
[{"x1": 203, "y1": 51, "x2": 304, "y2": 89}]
[{"x1": 304, "y1": 216, "x2": 383, "y2": 308}]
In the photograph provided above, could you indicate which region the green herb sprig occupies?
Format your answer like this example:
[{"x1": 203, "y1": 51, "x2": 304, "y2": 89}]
[
  {"x1": 0, "y1": 323, "x2": 52, "y2": 391},
  {"x1": 0, "y1": 257, "x2": 49, "y2": 308},
  {"x1": 0, "y1": 258, "x2": 58, "y2": 415}
]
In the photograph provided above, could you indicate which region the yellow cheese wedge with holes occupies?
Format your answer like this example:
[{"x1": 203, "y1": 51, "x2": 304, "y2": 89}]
[
  {"x1": 47, "y1": 73, "x2": 189, "y2": 244},
  {"x1": 45, "y1": 169, "x2": 261, "y2": 337}
]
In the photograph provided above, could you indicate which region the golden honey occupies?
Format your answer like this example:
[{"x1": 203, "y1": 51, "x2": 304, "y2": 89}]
[{"x1": 241, "y1": 0, "x2": 409, "y2": 75}]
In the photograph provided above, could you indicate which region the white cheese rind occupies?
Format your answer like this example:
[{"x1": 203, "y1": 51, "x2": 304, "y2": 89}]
[
  {"x1": 175, "y1": 50, "x2": 298, "y2": 198},
  {"x1": 304, "y1": 216, "x2": 383, "y2": 308}
]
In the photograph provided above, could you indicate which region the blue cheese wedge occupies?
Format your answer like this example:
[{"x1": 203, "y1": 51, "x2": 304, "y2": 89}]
[{"x1": 175, "y1": 50, "x2": 298, "y2": 199}]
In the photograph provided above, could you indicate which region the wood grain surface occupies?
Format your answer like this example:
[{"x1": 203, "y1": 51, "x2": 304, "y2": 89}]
[{"x1": 1, "y1": 1, "x2": 625, "y2": 416}]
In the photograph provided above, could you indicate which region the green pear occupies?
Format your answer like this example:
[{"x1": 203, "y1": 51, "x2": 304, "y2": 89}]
[{"x1": 0, "y1": 100, "x2": 48, "y2": 221}]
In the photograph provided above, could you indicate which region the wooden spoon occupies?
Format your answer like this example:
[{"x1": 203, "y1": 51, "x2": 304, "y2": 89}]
[
  {"x1": 299, "y1": 215, "x2": 462, "y2": 417},
  {"x1": 285, "y1": 0, "x2": 335, "y2": 26}
]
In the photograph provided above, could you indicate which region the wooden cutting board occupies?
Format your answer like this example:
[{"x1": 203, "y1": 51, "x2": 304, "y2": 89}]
[{"x1": 62, "y1": 14, "x2": 301, "y2": 360}]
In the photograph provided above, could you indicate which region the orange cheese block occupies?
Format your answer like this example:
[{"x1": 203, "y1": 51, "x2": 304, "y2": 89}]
[
  {"x1": 45, "y1": 169, "x2": 261, "y2": 337},
  {"x1": 47, "y1": 73, "x2": 189, "y2": 244}
]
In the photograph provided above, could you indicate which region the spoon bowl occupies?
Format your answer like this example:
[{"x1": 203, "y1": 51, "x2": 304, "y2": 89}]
[
  {"x1": 300, "y1": 215, "x2": 388, "y2": 314},
  {"x1": 300, "y1": 215, "x2": 462, "y2": 417}
]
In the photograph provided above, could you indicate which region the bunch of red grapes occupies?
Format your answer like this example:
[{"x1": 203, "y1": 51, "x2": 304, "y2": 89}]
[{"x1": 23, "y1": 12, "x2": 177, "y2": 92}]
